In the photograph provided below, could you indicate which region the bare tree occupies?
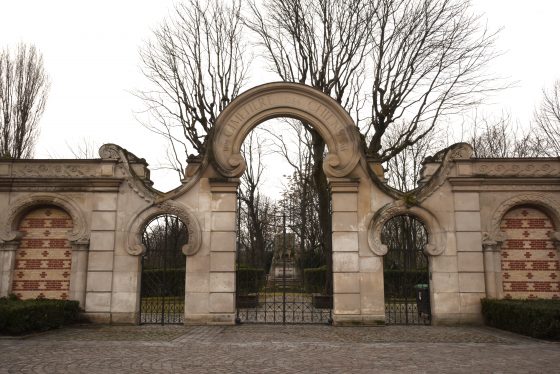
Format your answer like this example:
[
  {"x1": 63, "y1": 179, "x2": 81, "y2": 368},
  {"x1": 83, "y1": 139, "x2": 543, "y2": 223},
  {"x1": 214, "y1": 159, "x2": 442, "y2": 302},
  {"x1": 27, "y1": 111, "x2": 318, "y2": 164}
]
[
  {"x1": 238, "y1": 131, "x2": 275, "y2": 269},
  {"x1": 365, "y1": 0, "x2": 502, "y2": 162},
  {"x1": 247, "y1": 0, "x2": 373, "y2": 287},
  {"x1": 468, "y1": 111, "x2": 545, "y2": 158},
  {"x1": 385, "y1": 122, "x2": 446, "y2": 191},
  {"x1": 0, "y1": 44, "x2": 49, "y2": 159},
  {"x1": 137, "y1": 0, "x2": 248, "y2": 178},
  {"x1": 533, "y1": 80, "x2": 560, "y2": 156}
]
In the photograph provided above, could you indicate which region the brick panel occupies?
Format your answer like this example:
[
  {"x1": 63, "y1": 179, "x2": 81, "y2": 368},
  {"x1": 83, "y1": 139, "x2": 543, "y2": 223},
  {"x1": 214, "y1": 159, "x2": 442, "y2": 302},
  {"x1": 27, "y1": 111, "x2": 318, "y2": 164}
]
[
  {"x1": 11, "y1": 207, "x2": 73, "y2": 300},
  {"x1": 500, "y1": 207, "x2": 559, "y2": 299}
]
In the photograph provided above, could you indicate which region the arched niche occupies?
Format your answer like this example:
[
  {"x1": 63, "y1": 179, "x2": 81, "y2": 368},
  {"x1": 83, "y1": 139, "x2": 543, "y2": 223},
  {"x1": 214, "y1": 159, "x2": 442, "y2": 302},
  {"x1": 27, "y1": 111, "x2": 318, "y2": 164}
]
[
  {"x1": 486, "y1": 193, "x2": 560, "y2": 244},
  {"x1": 212, "y1": 82, "x2": 362, "y2": 178},
  {"x1": 0, "y1": 193, "x2": 89, "y2": 244},
  {"x1": 368, "y1": 201, "x2": 446, "y2": 257},
  {"x1": 126, "y1": 200, "x2": 202, "y2": 256}
]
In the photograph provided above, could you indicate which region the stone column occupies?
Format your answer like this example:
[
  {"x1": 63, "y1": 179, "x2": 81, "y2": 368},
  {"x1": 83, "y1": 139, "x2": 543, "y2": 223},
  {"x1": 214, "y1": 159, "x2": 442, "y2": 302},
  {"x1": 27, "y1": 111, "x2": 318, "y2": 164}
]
[
  {"x1": 482, "y1": 241, "x2": 498, "y2": 298},
  {"x1": 330, "y1": 179, "x2": 366, "y2": 325},
  {"x1": 69, "y1": 239, "x2": 89, "y2": 308},
  {"x1": 481, "y1": 232, "x2": 505, "y2": 300},
  {"x1": 0, "y1": 241, "x2": 19, "y2": 297},
  {"x1": 207, "y1": 178, "x2": 238, "y2": 325}
]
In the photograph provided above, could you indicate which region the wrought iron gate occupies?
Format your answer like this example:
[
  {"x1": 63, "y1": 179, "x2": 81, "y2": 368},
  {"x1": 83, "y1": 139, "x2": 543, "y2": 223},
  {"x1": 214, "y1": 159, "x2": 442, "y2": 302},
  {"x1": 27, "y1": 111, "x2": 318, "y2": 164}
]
[
  {"x1": 236, "y1": 212, "x2": 332, "y2": 324},
  {"x1": 382, "y1": 215, "x2": 431, "y2": 325},
  {"x1": 140, "y1": 214, "x2": 187, "y2": 324}
]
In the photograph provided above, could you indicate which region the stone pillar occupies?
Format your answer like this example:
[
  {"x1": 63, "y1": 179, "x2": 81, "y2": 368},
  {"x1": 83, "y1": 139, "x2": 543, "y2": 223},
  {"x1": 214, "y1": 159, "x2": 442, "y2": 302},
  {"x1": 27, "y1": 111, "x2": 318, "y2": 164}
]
[
  {"x1": 331, "y1": 179, "x2": 373, "y2": 325},
  {"x1": 0, "y1": 241, "x2": 19, "y2": 297},
  {"x1": 69, "y1": 239, "x2": 89, "y2": 308},
  {"x1": 453, "y1": 192, "x2": 485, "y2": 324},
  {"x1": 481, "y1": 231, "x2": 507, "y2": 300},
  {"x1": 207, "y1": 178, "x2": 238, "y2": 325}
]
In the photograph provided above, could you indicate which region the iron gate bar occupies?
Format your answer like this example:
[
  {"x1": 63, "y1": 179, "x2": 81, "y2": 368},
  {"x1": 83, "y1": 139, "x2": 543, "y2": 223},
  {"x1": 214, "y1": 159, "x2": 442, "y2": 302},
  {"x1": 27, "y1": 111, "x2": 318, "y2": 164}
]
[
  {"x1": 140, "y1": 214, "x2": 187, "y2": 325},
  {"x1": 382, "y1": 215, "x2": 431, "y2": 325},
  {"x1": 236, "y1": 208, "x2": 332, "y2": 324}
]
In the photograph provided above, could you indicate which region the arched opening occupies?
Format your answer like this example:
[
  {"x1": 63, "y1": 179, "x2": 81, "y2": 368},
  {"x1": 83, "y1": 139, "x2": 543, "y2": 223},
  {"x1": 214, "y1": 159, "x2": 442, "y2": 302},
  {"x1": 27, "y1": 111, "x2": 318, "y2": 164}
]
[
  {"x1": 382, "y1": 215, "x2": 431, "y2": 325},
  {"x1": 11, "y1": 205, "x2": 73, "y2": 300},
  {"x1": 235, "y1": 119, "x2": 333, "y2": 324},
  {"x1": 500, "y1": 206, "x2": 559, "y2": 300},
  {"x1": 140, "y1": 214, "x2": 188, "y2": 324}
]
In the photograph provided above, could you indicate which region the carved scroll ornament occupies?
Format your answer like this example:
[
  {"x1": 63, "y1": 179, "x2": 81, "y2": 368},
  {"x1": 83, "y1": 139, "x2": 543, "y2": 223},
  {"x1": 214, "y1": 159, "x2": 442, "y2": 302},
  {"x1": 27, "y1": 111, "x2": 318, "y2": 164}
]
[
  {"x1": 126, "y1": 201, "x2": 202, "y2": 256},
  {"x1": 212, "y1": 83, "x2": 361, "y2": 179},
  {"x1": 368, "y1": 201, "x2": 446, "y2": 257}
]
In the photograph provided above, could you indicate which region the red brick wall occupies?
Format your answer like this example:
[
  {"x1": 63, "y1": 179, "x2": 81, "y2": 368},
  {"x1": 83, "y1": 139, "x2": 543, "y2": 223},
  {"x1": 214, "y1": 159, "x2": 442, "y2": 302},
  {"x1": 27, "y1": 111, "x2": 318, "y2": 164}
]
[
  {"x1": 501, "y1": 206, "x2": 559, "y2": 299},
  {"x1": 11, "y1": 207, "x2": 73, "y2": 300}
]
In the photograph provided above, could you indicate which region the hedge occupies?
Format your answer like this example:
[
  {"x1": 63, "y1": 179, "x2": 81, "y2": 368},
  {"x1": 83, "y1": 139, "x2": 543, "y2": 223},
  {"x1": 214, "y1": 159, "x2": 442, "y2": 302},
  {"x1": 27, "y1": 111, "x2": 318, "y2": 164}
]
[
  {"x1": 481, "y1": 298, "x2": 560, "y2": 340},
  {"x1": 141, "y1": 268, "x2": 185, "y2": 297},
  {"x1": 237, "y1": 266, "x2": 266, "y2": 294},
  {"x1": 303, "y1": 266, "x2": 327, "y2": 294},
  {"x1": 0, "y1": 297, "x2": 80, "y2": 335},
  {"x1": 383, "y1": 269, "x2": 429, "y2": 297}
]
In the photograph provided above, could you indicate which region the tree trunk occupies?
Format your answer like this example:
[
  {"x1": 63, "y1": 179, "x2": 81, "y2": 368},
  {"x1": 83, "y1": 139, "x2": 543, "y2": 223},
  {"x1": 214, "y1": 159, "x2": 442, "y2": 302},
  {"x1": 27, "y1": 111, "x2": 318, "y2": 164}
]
[{"x1": 310, "y1": 129, "x2": 332, "y2": 295}]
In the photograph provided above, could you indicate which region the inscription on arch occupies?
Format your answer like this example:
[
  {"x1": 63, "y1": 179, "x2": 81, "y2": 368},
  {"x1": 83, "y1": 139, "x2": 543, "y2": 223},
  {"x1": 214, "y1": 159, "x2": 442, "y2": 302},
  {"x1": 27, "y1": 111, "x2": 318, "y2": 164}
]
[{"x1": 213, "y1": 83, "x2": 361, "y2": 178}]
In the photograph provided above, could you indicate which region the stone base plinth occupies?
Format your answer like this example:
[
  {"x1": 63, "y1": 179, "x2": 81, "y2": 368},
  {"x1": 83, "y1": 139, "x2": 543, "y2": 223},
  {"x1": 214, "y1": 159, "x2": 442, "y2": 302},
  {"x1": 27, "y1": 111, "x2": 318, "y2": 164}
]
[
  {"x1": 332, "y1": 314, "x2": 385, "y2": 326},
  {"x1": 184, "y1": 313, "x2": 236, "y2": 325}
]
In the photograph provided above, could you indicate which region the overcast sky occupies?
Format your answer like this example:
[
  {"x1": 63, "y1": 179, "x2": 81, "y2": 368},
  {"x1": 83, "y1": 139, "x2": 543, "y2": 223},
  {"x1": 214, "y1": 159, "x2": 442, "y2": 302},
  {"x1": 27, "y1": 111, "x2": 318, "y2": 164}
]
[{"x1": 1, "y1": 0, "x2": 559, "y2": 192}]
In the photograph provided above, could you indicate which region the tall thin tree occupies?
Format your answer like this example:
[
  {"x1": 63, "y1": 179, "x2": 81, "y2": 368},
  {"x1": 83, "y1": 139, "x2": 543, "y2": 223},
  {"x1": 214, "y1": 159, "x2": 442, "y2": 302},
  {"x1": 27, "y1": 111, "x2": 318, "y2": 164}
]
[{"x1": 0, "y1": 44, "x2": 49, "y2": 159}]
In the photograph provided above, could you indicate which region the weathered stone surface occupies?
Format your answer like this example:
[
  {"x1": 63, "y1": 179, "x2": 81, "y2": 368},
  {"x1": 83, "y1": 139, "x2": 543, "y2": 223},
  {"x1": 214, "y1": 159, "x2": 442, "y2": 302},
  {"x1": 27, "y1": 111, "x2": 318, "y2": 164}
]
[
  {"x1": 89, "y1": 231, "x2": 115, "y2": 251},
  {"x1": 86, "y1": 272, "x2": 113, "y2": 292},
  {"x1": 333, "y1": 252, "x2": 359, "y2": 272},
  {"x1": 455, "y1": 212, "x2": 481, "y2": 232},
  {"x1": 453, "y1": 192, "x2": 480, "y2": 211},
  {"x1": 458, "y1": 273, "x2": 486, "y2": 293},
  {"x1": 457, "y1": 252, "x2": 484, "y2": 272},
  {"x1": 91, "y1": 211, "x2": 117, "y2": 230}
]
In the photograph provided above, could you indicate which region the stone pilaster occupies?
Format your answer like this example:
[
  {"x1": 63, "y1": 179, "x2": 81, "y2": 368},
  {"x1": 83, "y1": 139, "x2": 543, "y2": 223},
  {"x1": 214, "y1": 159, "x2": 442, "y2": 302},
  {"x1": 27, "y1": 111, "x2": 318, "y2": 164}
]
[
  {"x1": 0, "y1": 240, "x2": 19, "y2": 297},
  {"x1": 330, "y1": 179, "x2": 377, "y2": 325},
  {"x1": 69, "y1": 239, "x2": 89, "y2": 308},
  {"x1": 206, "y1": 178, "x2": 238, "y2": 325}
]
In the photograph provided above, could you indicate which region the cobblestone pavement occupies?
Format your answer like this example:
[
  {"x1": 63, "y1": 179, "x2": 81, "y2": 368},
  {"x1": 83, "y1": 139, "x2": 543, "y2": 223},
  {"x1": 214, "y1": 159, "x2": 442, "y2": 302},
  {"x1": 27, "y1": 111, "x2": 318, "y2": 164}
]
[{"x1": 0, "y1": 324, "x2": 558, "y2": 373}]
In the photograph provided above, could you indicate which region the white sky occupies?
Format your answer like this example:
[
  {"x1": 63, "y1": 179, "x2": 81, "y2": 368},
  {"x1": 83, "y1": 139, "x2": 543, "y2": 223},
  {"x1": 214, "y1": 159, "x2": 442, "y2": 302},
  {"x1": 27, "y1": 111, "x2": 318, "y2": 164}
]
[{"x1": 1, "y1": 0, "x2": 559, "y2": 192}]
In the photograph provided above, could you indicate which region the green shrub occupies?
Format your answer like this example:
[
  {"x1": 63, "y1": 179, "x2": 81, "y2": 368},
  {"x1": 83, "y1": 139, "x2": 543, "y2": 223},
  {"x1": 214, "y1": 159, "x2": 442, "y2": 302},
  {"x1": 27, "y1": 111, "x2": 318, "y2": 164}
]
[
  {"x1": 383, "y1": 269, "x2": 429, "y2": 298},
  {"x1": 0, "y1": 298, "x2": 80, "y2": 335},
  {"x1": 237, "y1": 266, "x2": 265, "y2": 294},
  {"x1": 141, "y1": 268, "x2": 185, "y2": 297},
  {"x1": 304, "y1": 266, "x2": 327, "y2": 294},
  {"x1": 481, "y1": 298, "x2": 560, "y2": 340}
]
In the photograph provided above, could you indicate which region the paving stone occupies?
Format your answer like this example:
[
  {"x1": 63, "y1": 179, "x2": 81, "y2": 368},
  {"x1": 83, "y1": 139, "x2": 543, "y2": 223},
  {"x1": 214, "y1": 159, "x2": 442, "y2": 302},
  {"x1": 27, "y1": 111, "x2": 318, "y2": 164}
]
[{"x1": 0, "y1": 324, "x2": 558, "y2": 373}]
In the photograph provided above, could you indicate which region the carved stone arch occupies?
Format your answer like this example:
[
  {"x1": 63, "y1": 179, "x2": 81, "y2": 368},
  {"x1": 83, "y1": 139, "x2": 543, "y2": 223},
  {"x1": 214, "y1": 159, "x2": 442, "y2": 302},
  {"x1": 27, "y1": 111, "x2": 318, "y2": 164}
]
[
  {"x1": 212, "y1": 82, "x2": 362, "y2": 178},
  {"x1": 126, "y1": 200, "x2": 202, "y2": 256},
  {"x1": 0, "y1": 193, "x2": 89, "y2": 243},
  {"x1": 487, "y1": 193, "x2": 560, "y2": 246},
  {"x1": 368, "y1": 201, "x2": 446, "y2": 256}
]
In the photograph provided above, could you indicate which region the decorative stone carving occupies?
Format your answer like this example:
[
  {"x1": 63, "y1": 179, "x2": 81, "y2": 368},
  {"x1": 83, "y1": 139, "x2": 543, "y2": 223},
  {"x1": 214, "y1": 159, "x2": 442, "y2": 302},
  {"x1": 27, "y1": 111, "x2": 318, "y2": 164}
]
[
  {"x1": 212, "y1": 82, "x2": 361, "y2": 179},
  {"x1": 475, "y1": 162, "x2": 559, "y2": 177},
  {"x1": 126, "y1": 200, "x2": 202, "y2": 256},
  {"x1": 368, "y1": 200, "x2": 446, "y2": 257},
  {"x1": 99, "y1": 143, "x2": 158, "y2": 203},
  {"x1": 11, "y1": 164, "x2": 98, "y2": 178},
  {"x1": 481, "y1": 231, "x2": 507, "y2": 252},
  {"x1": 0, "y1": 193, "x2": 89, "y2": 244},
  {"x1": 489, "y1": 193, "x2": 560, "y2": 236},
  {"x1": 417, "y1": 143, "x2": 474, "y2": 202}
]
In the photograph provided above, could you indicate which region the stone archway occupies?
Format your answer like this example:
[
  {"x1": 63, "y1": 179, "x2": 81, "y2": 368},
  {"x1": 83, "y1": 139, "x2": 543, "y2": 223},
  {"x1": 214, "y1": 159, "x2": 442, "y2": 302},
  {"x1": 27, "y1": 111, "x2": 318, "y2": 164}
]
[
  {"x1": 212, "y1": 82, "x2": 362, "y2": 179},
  {"x1": 197, "y1": 82, "x2": 372, "y2": 325}
]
